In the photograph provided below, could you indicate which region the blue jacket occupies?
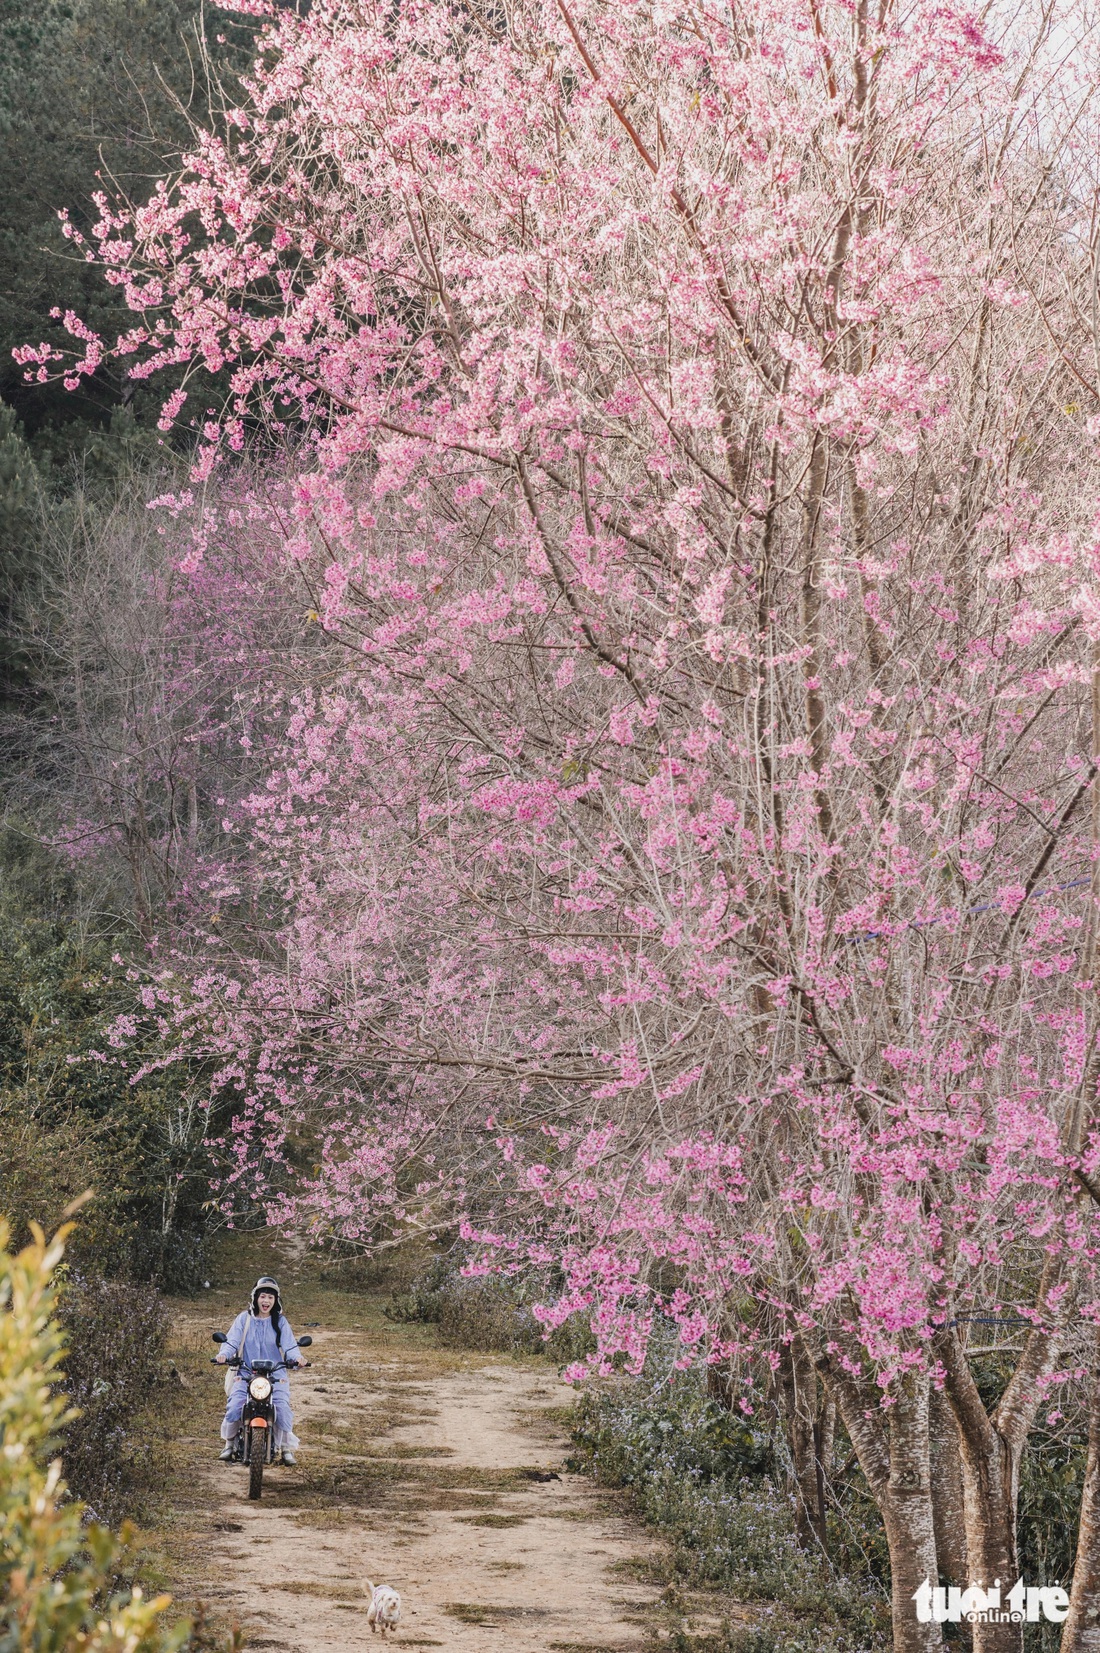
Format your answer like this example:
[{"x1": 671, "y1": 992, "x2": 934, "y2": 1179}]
[{"x1": 223, "y1": 1309, "x2": 301, "y2": 1373}]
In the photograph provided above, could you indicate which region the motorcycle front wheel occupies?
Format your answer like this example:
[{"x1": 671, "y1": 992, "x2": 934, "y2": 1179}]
[{"x1": 248, "y1": 1445, "x2": 264, "y2": 1501}]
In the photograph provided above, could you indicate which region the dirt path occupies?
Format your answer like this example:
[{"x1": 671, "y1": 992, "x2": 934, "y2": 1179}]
[{"x1": 163, "y1": 1297, "x2": 665, "y2": 1653}]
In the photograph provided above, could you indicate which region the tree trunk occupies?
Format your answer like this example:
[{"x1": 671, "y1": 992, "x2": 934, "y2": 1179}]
[
  {"x1": 820, "y1": 1354, "x2": 942, "y2": 1653},
  {"x1": 775, "y1": 1335, "x2": 828, "y2": 1552},
  {"x1": 1062, "y1": 1327, "x2": 1100, "y2": 1653},
  {"x1": 814, "y1": 1394, "x2": 837, "y2": 1558},
  {"x1": 930, "y1": 1385, "x2": 970, "y2": 1589},
  {"x1": 937, "y1": 1270, "x2": 1073, "y2": 1653},
  {"x1": 958, "y1": 1430, "x2": 1019, "y2": 1653},
  {"x1": 939, "y1": 1332, "x2": 1023, "y2": 1653},
  {"x1": 881, "y1": 1374, "x2": 944, "y2": 1653}
]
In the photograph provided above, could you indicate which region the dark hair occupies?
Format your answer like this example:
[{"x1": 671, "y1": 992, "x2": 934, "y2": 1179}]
[{"x1": 251, "y1": 1282, "x2": 285, "y2": 1349}]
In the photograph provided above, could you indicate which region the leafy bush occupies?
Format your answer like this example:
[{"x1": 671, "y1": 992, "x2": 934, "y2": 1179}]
[
  {"x1": 0, "y1": 1217, "x2": 232, "y2": 1653},
  {"x1": 55, "y1": 1272, "x2": 171, "y2": 1523},
  {"x1": 386, "y1": 1253, "x2": 452, "y2": 1324},
  {"x1": 1019, "y1": 1425, "x2": 1086, "y2": 1585},
  {"x1": 438, "y1": 1277, "x2": 544, "y2": 1353},
  {"x1": 388, "y1": 1252, "x2": 597, "y2": 1359},
  {"x1": 573, "y1": 1382, "x2": 774, "y2": 1487},
  {"x1": 716, "y1": 1624, "x2": 878, "y2": 1653},
  {"x1": 571, "y1": 1377, "x2": 888, "y2": 1649},
  {"x1": 0, "y1": 830, "x2": 214, "y2": 1289},
  {"x1": 387, "y1": 1254, "x2": 543, "y2": 1352},
  {"x1": 572, "y1": 1386, "x2": 814, "y2": 1599}
]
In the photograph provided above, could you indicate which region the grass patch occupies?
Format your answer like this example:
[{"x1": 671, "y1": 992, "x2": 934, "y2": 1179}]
[
  {"x1": 609, "y1": 1555, "x2": 675, "y2": 1587},
  {"x1": 444, "y1": 1603, "x2": 549, "y2": 1624},
  {"x1": 374, "y1": 1443, "x2": 455, "y2": 1459},
  {"x1": 521, "y1": 1402, "x2": 579, "y2": 1429},
  {"x1": 396, "y1": 1463, "x2": 528, "y2": 1491},
  {"x1": 572, "y1": 1375, "x2": 891, "y2": 1651},
  {"x1": 268, "y1": 1581, "x2": 364, "y2": 1603},
  {"x1": 548, "y1": 1645, "x2": 622, "y2": 1652},
  {"x1": 457, "y1": 1512, "x2": 530, "y2": 1528},
  {"x1": 290, "y1": 1508, "x2": 372, "y2": 1528},
  {"x1": 423, "y1": 1489, "x2": 500, "y2": 1509}
]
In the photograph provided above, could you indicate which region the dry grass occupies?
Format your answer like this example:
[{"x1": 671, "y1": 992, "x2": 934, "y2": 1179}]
[
  {"x1": 456, "y1": 1511, "x2": 530, "y2": 1528},
  {"x1": 290, "y1": 1508, "x2": 371, "y2": 1529},
  {"x1": 265, "y1": 1582, "x2": 364, "y2": 1603},
  {"x1": 608, "y1": 1554, "x2": 677, "y2": 1587},
  {"x1": 548, "y1": 1645, "x2": 627, "y2": 1652},
  {"x1": 444, "y1": 1602, "x2": 550, "y2": 1624},
  {"x1": 417, "y1": 1488, "x2": 499, "y2": 1510},
  {"x1": 370, "y1": 1443, "x2": 455, "y2": 1459}
]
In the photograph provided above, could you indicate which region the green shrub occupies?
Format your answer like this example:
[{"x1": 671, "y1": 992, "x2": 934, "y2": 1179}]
[
  {"x1": 388, "y1": 1253, "x2": 598, "y2": 1360},
  {"x1": 570, "y1": 1376, "x2": 888, "y2": 1649},
  {"x1": 386, "y1": 1253, "x2": 452, "y2": 1324},
  {"x1": 387, "y1": 1254, "x2": 542, "y2": 1352},
  {"x1": 0, "y1": 1217, "x2": 237, "y2": 1653},
  {"x1": 0, "y1": 831, "x2": 214, "y2": 1289},
  {"x1": 55, "y1": 1272, "x2": 171, "y2": 1523},
  {"x1": 437, "y1": 1277, "x2": 544, "y2": 1353},
  {"x1": 571, "y1": 1386, "x2": 814, "y2": 1600},
  {"x1": 572, "y1": 1382, "x2": 774, "y2": 1486}
]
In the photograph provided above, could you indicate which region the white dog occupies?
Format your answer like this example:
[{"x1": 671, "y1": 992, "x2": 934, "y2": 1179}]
[{"x1": 364, "y1": 1580, "x2": 401, "y2": 1635}]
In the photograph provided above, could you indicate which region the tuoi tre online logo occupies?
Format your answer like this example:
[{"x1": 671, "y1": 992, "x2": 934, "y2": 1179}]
[{"x1": 913, "y1": 1580, "x2": 1070, "y2": 1625}]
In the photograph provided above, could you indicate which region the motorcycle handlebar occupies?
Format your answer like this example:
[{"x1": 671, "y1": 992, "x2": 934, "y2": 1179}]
[{"x1": 207, "y1": 1357, "x2": 311, "y2": 1369}]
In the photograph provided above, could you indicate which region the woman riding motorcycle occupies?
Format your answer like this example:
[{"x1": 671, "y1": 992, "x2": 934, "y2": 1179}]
[{"x1": 216, "y1": 1276, "x2": 303, "y2": 1465}]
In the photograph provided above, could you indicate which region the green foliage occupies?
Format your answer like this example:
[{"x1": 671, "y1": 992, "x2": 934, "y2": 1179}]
[
  {"x1": 385, "y1": 1253, "x2": 452, "y2": 1325},
  {"x1": 0, "y1": 402, "x2": 44, "y2": 705},
  {"x1": 570, "y1": 1378, "x2": 888, "y2": 1649},
  {"x1": 387, "y1": 1252, "x2": 598, "y2": 1359},
  {"x1": 387, "y1": 1254, "x2": 543, "y2": 1351},
  {"x1": 436, "y1": 1278, "x2": 543, "y2": 1353},
  {"x1": 0, "y1": 404, "x2": 41, "y2": 564},
  {"x1": 0, "y1": 828, "x2": 213, "y2": 1288},
  {"x1": 0, "y1": 0, "x2": 253, "y2": 450},
  {"x1": 1014, "y1": 1416, "x2": 1088, "y2": 1653},
  {"x1": 714, "y1": 1625, "x2": 876, "y2": 1653},
  {"x1": 570, "y1": 1386, "x2": 812, "y2": 1599},
  {"x1": 54, "y1": 1273, "x2": 171, "y2": 1523},
  {"x1": 572, "y1": 1383, "x2": 774, "y2": 1487},
  {"x1": 1018, "y1": 1424, "x2": 1086, "y2": 1586},
  {"x1": 0, "y1": 1218, "x2": 189, "y2": 1652}
]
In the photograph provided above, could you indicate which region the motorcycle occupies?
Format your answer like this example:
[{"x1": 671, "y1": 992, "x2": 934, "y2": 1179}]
[{"x1": 211, "y1": 1330, "x2": 313, "y2": 1500}]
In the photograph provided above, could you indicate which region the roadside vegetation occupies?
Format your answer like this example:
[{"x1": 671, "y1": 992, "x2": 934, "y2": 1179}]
[{"x1": 0, "y1": 1219, "x2": 238, "y2": 1652}]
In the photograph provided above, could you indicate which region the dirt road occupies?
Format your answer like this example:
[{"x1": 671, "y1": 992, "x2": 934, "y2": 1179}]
[{"x1": 162, "y1": 1290, "x2": 665, "y2": 1653}]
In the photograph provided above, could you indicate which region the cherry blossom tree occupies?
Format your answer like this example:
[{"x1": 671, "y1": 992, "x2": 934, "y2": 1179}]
[
  {"x1": 22, "y1": 0, "x2": 1100, "y2": 1645},
  {"x1": 14, "y1": 472, "x2": 321, "y2": 934}
]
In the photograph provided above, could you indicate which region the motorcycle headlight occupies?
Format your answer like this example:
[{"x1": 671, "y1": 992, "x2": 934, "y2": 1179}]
[{"x1": 249, "y1": 1377, "x2": 272, "y2": 1400}]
